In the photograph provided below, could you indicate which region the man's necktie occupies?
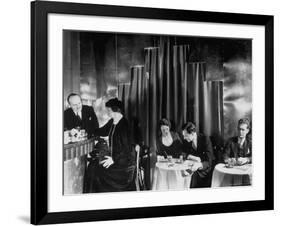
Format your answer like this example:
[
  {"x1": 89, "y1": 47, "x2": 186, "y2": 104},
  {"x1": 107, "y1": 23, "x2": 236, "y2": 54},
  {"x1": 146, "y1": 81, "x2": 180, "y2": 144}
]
[{"x1": 76, "y1": 113, "x2": 81, "y2": 121}]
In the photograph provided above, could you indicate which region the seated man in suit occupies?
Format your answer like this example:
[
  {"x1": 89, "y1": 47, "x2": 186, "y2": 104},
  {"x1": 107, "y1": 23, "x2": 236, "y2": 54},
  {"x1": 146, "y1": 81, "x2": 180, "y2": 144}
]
[
  {"x1": 224, "y1": 118, "x2": 252, "y2": 165},
  {"x1": 181, "y1": 122, "x2": 214, "y2": 188},
  {"x1": 64, "y1": 93, "x2": 99, "y2": 138}
]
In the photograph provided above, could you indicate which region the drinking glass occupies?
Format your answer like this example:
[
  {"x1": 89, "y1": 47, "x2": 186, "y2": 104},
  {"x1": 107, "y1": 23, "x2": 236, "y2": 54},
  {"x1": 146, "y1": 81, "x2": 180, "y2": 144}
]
[
  {"x1": 179, "y1": 155, "x2": 183, "y2": 163},
  {"x1": 167, "y1": 155, "x2": 172, "y2": 163}
]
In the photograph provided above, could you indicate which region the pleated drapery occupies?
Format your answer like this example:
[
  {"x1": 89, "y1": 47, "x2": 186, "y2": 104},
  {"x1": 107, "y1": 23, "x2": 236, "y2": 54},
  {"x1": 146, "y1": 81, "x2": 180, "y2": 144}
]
[
  {"x1": 159, "y1": 39, "x2": 190, "y2": 132},
  {"x1": 145, "y1": 47, "x2": 161, "y2": 153},
  {"x1": 186, "y1": 63, "x2": 224, "y2": 140},
  {"x1": 188, "y1": 62, "x2": 208, "y2": 134},
  {"x1": 118, "y1": 39, "x2": 224, "y2": 188},
  {"x1": 171, "y1": 45, "x2": 190, "y2": 131},
  {"x1": 117, "y1": 83, "x2": 130, "y2": 119}
]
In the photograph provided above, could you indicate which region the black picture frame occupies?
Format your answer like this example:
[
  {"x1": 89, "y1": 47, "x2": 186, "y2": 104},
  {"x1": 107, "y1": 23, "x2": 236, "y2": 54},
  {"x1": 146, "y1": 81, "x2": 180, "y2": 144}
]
[{"x1": 31, "y1": 0, "x2": 274, "y2": 224}]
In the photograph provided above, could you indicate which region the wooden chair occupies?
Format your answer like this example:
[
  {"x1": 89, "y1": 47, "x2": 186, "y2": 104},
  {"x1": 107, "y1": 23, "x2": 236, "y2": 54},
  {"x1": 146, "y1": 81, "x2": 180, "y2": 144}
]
[{"x1": 135, "y1": 145, "x2": 150, "y2": 191}]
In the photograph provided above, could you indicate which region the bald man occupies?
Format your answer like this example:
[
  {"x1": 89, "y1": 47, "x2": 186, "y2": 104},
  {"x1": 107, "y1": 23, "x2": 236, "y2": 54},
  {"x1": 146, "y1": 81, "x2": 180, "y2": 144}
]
[{"x1": 64, "y1": 93, "x2": 99, "y2": 138}]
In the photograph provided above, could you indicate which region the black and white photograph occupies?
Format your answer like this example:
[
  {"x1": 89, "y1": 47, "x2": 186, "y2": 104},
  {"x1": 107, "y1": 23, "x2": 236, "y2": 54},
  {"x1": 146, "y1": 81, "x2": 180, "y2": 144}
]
[
  {"x1": 0, "y1": 0, "x2": 278, "y2": 225},
  {"x1": 28, "y1": 0, "x2": 274, "y2": 224},
  {"x1": 63, "y1": 31, "x2": 253, "y2": 194}
]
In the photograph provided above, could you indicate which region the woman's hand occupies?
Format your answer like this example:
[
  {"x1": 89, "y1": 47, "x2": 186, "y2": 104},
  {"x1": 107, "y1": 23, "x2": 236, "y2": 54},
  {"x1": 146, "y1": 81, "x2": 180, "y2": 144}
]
[
  {"x1": 191, "y1": 162, "x2": 203, "y2": 172},
  {"x1": 100, "y1": 156, "x2": 114, "y2": 168}
]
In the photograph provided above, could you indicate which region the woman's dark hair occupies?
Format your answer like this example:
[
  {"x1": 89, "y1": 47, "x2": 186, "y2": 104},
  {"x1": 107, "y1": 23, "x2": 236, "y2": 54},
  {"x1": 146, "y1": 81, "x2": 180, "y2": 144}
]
[
  {"x1": 159, "y1": 118, "x2": 171, "y2": 129},
  {"x1": 182, "y1": 122, "x2": 196, "y2": 134},
  {"x1": 105, "y1": 98, "x2": 123, "y2": 113}
]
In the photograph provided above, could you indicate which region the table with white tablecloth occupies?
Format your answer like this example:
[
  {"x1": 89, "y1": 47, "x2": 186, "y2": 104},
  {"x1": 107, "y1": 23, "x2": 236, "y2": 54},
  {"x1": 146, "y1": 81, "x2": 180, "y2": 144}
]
[
  {"x1": 152, "y1": 160, "x2": 194, "y2": 191},
  {"x1": 211, "y1": 163, "x2": 252, "y2": 187}
]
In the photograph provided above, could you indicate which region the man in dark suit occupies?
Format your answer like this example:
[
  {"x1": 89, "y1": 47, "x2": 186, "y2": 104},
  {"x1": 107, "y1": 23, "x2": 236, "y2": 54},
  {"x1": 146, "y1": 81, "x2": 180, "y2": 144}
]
[
  {"x1": 182, "y1": 122, "x2": 214, "y2": 188},
  {"x1": 224, "y1": 118, "x2": 252, "y2": 164},
  {"x1": 64, "y1": 93, "x2": 99, "y2": 137}
]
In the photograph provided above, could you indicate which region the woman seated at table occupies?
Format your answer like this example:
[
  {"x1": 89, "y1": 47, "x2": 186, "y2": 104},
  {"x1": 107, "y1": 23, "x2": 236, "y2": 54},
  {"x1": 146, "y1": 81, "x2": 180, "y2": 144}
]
[
  {"x1": 156, "y1": 118, "x2": 183, "y2": 158},
  {"x1": 224, "y1": 118, "x2": 252, "y2": 165},
  {"x1": 84, "y1": 98, "x2": 136, "y2": 193},
  {"x1": 181, "y1": 122, "x2": 214, "y2": 188}
]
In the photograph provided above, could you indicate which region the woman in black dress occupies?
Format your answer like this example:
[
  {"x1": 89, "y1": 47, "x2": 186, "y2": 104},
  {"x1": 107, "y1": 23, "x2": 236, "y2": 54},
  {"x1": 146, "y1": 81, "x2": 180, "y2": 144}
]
[
  {"x1": 84, "y1": 98, "x2": 135, "y2": 193},
  {"x1": 156, "y1": 118, "x2": 182, "y2": 158}
]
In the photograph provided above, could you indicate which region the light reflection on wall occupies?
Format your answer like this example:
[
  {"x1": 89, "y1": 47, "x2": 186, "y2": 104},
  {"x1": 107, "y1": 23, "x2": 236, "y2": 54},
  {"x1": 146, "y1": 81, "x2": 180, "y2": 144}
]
[
  {"x1": 223, "y1": 59, "x2": 252, "y2": 138},
  {"x1": 93, "y1": 86, "x2": 118, "y2": 127}
]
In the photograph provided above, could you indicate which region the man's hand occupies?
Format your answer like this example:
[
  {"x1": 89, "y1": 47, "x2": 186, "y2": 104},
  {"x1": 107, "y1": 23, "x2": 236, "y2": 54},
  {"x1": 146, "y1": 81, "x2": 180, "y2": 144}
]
[
  {"x1": 191, "y1": 162, "x2": 203, "y2": 172},
  {"x1": 100, "y1": 156, "x2": 114, "y2": 168},
  {"x1": 187, "y1": 155, "x2": 201, "y2": 163}
]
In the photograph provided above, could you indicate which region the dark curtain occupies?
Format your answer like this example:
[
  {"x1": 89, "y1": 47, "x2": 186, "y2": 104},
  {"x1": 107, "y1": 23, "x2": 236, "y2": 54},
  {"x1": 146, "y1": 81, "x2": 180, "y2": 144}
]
[
  {"x1": 118, "y1": 65, "x2": 151, "y2": 188},
  {"x1": 172, "y1": 44, "x2": 190, "y2": 131},
  {"x1": 186, "y1": 63, "x2": 223, "y2": 140},
  {"x1": 159, "y1": 37, "x2": 190, "y2": 132},
  {"x1": 119, "y1": 38, "x2": 224, "y2": 188},
  {"x1": 159, "y1": 37, "x2": 172, "y2": 122},
  {"x1": 144, "y1": 47, "x2": 161, "y2": 153},
  {"x1": 128, "y1": 65, "x2": 149, "y2": 145},
  {"x1": 187, "y1": 62, "x2": 208, "y2": 134}
]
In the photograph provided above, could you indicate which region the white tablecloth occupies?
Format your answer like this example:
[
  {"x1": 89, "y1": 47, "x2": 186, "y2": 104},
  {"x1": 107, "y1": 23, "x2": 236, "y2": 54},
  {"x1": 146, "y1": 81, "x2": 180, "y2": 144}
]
[
  {"x1": 211, "y1": 163, "x2": 252, "y2": 187},
  {"x1": 152, "y1": 160, "x2": 193, "y2": 191}
]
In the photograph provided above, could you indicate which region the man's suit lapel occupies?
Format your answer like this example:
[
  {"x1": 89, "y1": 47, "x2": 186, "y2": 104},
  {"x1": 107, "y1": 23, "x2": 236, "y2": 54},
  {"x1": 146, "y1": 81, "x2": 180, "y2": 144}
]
[
  {"x1": 71, "y1": 107, "x2": 82, "y2": 122},
  {"x1": 197, "y1": 135, "x2": 201, "y2": 152},
  {"x1": 197, "y1": 135, "x2": 203, "y2": 154},
  {"x1": 70, "y1": 108, "x2": 76, "y2": 118}
]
